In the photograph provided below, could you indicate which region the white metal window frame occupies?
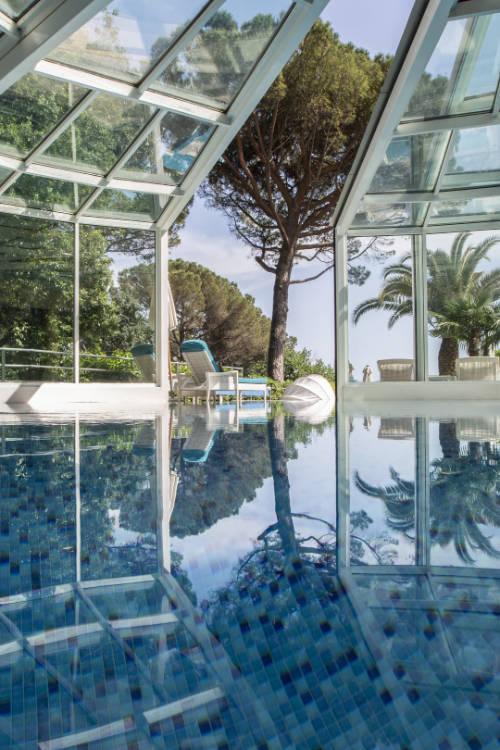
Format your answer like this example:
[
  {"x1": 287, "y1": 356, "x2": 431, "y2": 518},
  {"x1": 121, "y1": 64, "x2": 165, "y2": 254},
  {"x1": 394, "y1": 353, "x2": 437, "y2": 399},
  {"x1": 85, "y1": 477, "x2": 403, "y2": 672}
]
[{"x1": 332, "y1": 0, "x2": 500, "y2": 396}]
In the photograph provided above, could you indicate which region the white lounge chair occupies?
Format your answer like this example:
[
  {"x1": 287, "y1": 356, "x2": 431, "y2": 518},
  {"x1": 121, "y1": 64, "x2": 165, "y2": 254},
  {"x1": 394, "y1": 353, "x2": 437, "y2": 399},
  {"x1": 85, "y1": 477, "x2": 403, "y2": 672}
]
[
  {"x1": 377, "y1": 359, "x2": 414, "y2": 381},
  {"x1": 455, "y1": 356, "x2": 500, "y2": 381},
  {"x1": 179, "y1": 340, "x2": 268, "y2": 404}
]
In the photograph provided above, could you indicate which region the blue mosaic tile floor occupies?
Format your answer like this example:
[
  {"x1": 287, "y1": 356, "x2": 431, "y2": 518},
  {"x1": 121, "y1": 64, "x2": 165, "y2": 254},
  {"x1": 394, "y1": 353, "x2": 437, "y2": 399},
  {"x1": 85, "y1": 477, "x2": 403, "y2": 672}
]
[{"x1": 0, "y1": 412, "x2": 498, "y2": 748}]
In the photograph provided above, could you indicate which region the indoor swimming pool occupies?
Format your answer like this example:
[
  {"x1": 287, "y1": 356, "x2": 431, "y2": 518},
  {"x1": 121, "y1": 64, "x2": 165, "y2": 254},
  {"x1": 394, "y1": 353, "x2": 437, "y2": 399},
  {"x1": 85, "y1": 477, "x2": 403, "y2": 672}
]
[{"x1": 0, "y1": 405, "x2": 498, "y2": 749}]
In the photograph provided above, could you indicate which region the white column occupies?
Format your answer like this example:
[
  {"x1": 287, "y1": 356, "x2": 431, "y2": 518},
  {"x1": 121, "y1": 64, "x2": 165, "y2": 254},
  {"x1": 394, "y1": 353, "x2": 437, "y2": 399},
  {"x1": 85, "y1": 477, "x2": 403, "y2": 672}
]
[
  {"x1": 74, "y1": 222, "x2": 79, "y2": 384},
  {"x1": 155, "y1": 228, "x2": 169, "y2": 390},
  {"x1": 336, "y1": 406, "x2": 350, "y2": 569},
  {"x1": 334, "y1": 229, "x2": 349, "y2": 391},
  {"x1": 413, "y1": 232, "x2": 428, "y2": 381}
]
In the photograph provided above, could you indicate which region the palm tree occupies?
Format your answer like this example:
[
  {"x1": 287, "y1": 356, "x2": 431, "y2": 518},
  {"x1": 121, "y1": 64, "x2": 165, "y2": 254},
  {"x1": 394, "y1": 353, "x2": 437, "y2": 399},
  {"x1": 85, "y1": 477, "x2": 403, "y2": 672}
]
[
  {"x1": 354, "y1": 424, "x2": 500, "y2": 565},
  {"x1": 353, "y1": 233, "x2": 500, "y2": 375}
]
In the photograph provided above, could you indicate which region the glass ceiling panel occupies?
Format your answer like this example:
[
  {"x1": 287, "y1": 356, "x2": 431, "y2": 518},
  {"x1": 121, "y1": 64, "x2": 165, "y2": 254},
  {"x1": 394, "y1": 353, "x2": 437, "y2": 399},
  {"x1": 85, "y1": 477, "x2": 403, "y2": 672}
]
[
  {"x1": 3, "y1": 174, "x2": 94, "y2": 212},
  {"x1": 441, "y1": 125, "x2": 500, "y2": 189},
  {"x1": 0, "y1": 74, "x2": 89, "y2": 159},
  {"x1": 46, "y1": 0, "x2": 207, "y2": 84},
  {"x1": 117, "y1": 112, "x2": 214, "y2": 182},
  {"x1": 368, "y1": 132, "x2": 449, "y2": 193},
  {"x1": 429, "y1": 196, "x2": 500, "y2": 224},
  {"x1": 153, "y1": 0, "x2": 290, "y2": 108},
  {"x1": 353, "y1": 202, "x2": 427, "y2": 228},
  {"x1": 85, "y1": 188, "x2": 159, "y2": 221},
  {"x1": 403, "y1": 13, "x2": 500, "y2": 121},
  {"x1": 39, "y1": 94, "x2": 153, "y2": 176},
  {"x1": 0, "y1": 0, "x2": 36, "y2": 19}
]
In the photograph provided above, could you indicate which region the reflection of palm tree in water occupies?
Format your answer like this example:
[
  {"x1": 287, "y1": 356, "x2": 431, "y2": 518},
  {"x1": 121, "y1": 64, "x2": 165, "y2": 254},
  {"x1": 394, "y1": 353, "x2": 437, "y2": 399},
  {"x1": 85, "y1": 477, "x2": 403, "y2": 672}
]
[{"x1": 355, "y1": 421, "x2": 500, "y2": 564}]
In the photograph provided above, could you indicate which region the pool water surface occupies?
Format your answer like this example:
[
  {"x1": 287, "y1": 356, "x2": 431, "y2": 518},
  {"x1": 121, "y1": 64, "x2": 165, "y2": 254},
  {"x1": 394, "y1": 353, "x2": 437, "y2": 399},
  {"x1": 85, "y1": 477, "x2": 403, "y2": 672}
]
[{"x1": 0, "y1": 405, "x2": 498, "y2": 749}]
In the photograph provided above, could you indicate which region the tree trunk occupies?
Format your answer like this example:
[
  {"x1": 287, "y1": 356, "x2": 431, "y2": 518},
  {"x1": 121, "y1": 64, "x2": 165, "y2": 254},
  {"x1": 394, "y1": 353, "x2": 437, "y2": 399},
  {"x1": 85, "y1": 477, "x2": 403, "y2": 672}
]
[
  {"x1": 267, "y1": 250, "x2": 293, "y2": 381},
  {"x1": 438, "y1": 337, "x2": 459, "y2": 376},
  {"x1": 439, "y1": 421, "x2": 459, "y2": 458},
  {"x1": 467, "y1": 329, "x2": 480, "y2": 356},
  {"x1": 267, "y1": 414, "x2": 298, "y2": 557}
]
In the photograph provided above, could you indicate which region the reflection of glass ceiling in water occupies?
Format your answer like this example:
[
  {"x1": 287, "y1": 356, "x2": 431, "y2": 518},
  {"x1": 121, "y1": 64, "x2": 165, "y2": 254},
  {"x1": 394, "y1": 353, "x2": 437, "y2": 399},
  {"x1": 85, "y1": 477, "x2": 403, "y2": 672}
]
[
  {"x1": 0, "y1": 0, "x2": 326, "y2": 229},
  {"x1": 333, "y1": 2, "x2": 500, "y2": 235}
]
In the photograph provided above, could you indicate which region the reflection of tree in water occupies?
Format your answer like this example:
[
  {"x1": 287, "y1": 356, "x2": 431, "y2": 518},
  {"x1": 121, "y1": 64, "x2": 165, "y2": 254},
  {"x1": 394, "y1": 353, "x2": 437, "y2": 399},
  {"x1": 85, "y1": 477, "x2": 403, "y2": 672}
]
[
  {"x1": 170, "y1": 414, "x2": 339, "y2": 539},
  {"x1": 355, "y1": 422, "x2": 500, "y2": 564}
]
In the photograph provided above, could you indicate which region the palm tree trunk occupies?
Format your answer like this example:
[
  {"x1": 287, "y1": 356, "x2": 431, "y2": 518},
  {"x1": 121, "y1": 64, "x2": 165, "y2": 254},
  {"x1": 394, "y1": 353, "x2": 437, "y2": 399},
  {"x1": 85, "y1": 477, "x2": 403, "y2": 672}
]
[
  {"x1": 439, "y1": 421, "x2": 459, "y2": 458},
  {"x1": 438, "y1": 337, "x2": 458, "y2": 376},
  {"x1": 467, "y1": 329, "x2": 480, "y2": 356}
]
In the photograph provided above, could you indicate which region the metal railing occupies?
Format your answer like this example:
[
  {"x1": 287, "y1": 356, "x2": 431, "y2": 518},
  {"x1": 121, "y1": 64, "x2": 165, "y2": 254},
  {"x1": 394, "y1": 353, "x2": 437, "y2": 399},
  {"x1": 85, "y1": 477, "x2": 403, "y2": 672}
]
[{"x1": 0, "y1": 347, "x2": 138, "y2": 380}]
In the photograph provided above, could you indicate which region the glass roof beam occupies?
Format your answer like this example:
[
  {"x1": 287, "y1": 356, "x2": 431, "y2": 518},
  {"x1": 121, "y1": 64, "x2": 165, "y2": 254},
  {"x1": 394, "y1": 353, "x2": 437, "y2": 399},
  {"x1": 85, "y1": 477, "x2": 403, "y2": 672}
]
[
  {"x1": 421, "y1": 131, "x2": 457, "y2": 226},
  {"x1": 0, "y1": 0, "x2": 110, "y2": 96},
  {"x1": 0, "y1": 10, "x2": 20, "y2": 39},
  {"x1": 450, "y1": 0, "x2": 500, "y2": 18},
  {"x1": 136, "y1": 0, "x2": 225, "y2": 95},
  {"x1": 0, "y1": 199, "x2": 156, "y2": 230},
  {"x1": 0, "y1": 153, "x2": 179, "y2": 195},
  {"x1": 35, "y1": 58, "x2": 232, "y2": 126},
  {"x1": 156, "y1": 0, "x2": 328, "y2": 229},
  {"x1": 396, "y1": 109, "x2": 500, "y2": 135},
  {"x1": 332, "y1": 0, "x2": 459, "y2": 234},
  {"x1": 364, "y1": 184, "x2": 500, "y2": 204},
  {"x1": 346, "y1": 218, "x2": 500, "y2": 236}
]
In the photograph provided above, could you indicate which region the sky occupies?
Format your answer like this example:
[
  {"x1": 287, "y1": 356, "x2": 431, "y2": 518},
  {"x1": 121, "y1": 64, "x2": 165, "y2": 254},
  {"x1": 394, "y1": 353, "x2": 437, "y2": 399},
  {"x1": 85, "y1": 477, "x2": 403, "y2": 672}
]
[{"x1": 170, "y1": 0, "x2": 416, "y2": 366}]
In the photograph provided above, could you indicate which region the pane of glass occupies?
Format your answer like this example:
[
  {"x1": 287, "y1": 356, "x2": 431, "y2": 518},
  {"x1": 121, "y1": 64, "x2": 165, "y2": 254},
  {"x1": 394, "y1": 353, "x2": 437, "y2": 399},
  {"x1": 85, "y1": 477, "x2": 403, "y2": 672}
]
[
  {"x1": 349, "y1": 415, "x2": 416, "y2": 565},
  {"x1": 41, "y1": 94, "x2": 153, "y2": 175},
  {"x1": 426, "y1": 230, "x2": 500, "y2": 377},
  {"x1": 368, "y1": 132, "x2": 449, "y2": 193},
  {"x1": 429, "y1": 417, "x2": 500, "y2": 567},
  {"x1": 0, "y1": 215, "x2": 74, "y2": 382},
  {"x1": 442, "y1": 125, "x2": 500, "y2": 188},
  {"x1": 0, "y1": 74, "x2": 88, "y2": 158},
  {"x1": 154, "y1": 0, "x2": 290, "y2": 108},
  {"x1": 47, "y1": 0, "x2": 207, "y2": 83},
  {"x1": 118, "y1": 112, "x2": 214, "y2": 182},
  {"x1": 3, "y1": 174, "x2": 94, "y2": 212},
  {"x1": 348, "y1": 236, "x2": 414, "y2": 383},
  {"x1": 404, "y1": 15, "x2": 500, "y2": 121},
  {"x1": 79, "y1": 421, "x2": 158, "y2": 579},
  {"x1": 79, "y1": 225, "x2": 155, "y2": 383},
  {"x1": 84, "y1": 188, "x2": 159, "y2": 221},
  {"x1": 429, "y1": 195, "x2": 500, "y2": 223},
  {"x1": 0, "y1": 0, "x2": 36, "y2": 19},
  {"x1": 353, "y1": 201, "x2": 426, "y2": 227}
]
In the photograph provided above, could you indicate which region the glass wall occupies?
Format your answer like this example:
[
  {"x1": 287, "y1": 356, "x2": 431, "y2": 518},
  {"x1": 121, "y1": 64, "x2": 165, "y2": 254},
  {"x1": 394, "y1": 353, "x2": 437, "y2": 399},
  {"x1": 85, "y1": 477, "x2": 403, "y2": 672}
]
[
  {"x1": 426, "y1": 230, "x2": 500, "y2": 379},
  {"x1": 349, "y1": 415, "x2": 416, "y2": 565},
  {"x1": 0, "y1": 215, "x2": 74, "y2": 381},
  {"x1": 80, "y1": 225, "x2": 156, "y2": 382},
  {"x1": 0, "y1": 216, "x2": 157, "y2": 384},
  {"x1": 347, "y1": 236, "x2": 414, "y2": 382}
]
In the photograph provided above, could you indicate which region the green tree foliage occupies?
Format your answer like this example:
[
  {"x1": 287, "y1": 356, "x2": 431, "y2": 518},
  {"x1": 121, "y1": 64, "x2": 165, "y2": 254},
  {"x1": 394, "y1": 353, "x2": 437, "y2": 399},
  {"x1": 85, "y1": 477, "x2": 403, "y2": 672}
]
[
  {"x1": 201, "y1": 20, "x2": 391, "y2": 380},
  {"x1": 169, "y1": 259, "x2": 270, "y2": 370},
  {"x1": 353, "y1": 233, "x2": 500, "y2": 375}
]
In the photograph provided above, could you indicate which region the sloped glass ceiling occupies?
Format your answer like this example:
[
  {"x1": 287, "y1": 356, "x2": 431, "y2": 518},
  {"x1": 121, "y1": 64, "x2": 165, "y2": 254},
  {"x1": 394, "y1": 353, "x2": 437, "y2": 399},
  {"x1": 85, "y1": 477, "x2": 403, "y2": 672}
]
[
  {"x1": 342, "y1": 6, "x2": 500, "y2": 234},
  {"x1": 0, "y1": 0, "x2": 316, "y2": 225},
  {"x1": 0, "y1": 0, "x2": 35, "y2": 19},
  {"x1": 153, "y1": 0, "x2": 290, "y2": 107},
  {"x1": 0, "y1": 74, "x2": 89, "y2": 159},
  {"x1": 47, "y1": 0, "x2": 208, "y2": 84}
]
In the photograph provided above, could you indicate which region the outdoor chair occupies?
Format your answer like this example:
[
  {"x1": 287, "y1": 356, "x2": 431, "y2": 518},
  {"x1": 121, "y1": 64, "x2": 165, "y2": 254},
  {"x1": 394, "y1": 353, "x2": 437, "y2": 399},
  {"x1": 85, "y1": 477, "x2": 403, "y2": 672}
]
[
  {"x1": 179, "y1": 339, "x2": 268, "y2": 404},
  {"x1": 378, "y1": 418, "x2": 415, "y2": 440},
  {"x1": 455, "y1": 356, "x2": 500, "y2": 381},
  {"x1": 377, "y1": 359, "x2": 414, "y2": 381}
]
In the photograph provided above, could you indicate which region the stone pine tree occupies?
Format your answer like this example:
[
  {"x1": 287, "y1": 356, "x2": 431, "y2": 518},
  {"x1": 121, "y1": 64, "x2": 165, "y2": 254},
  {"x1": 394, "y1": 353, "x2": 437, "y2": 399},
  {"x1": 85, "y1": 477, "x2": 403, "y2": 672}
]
[{"x1": 201, "y1": 20, "x2": 390, "y2": 380}]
